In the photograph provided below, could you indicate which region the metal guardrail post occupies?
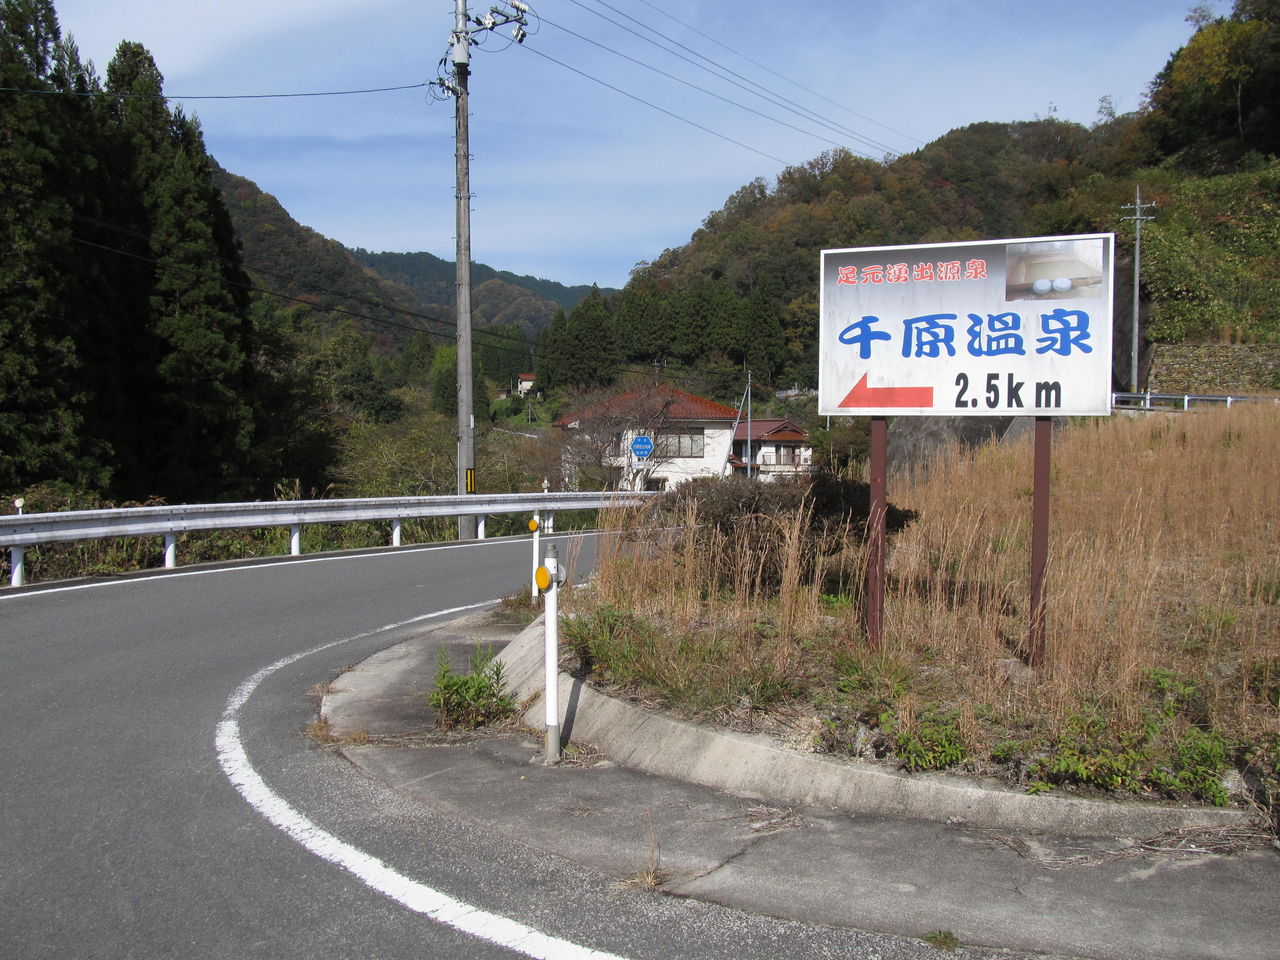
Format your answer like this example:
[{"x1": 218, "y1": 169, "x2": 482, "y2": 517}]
[
  {"x1": 290, "y1": 525, "x2": 302, "y2": 556},
  {"x1": 477, "y1": 516, "x2": 486, "y2": 540},
  {"x1": 10, "y1": 547, "x2": 24, "y2": 587},
  {"x1": 392, "y1": 518, "x2": 402, "y2": 547},
  {"x1": 164, "y1": 534, "x2": 177, "y2": 569}
]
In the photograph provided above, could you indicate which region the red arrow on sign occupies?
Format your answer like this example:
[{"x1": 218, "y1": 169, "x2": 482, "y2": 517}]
[{"x1": 838, "y1": 373, "x2": 934, "y2": 408}]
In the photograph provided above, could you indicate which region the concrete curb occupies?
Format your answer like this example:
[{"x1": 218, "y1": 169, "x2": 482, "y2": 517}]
[{"x1": 497, "y1": 616, "x2": 1251, "y2": 838}]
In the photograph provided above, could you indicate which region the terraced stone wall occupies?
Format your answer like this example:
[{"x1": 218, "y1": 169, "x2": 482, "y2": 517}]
[{"x1": 1147, "y1": 344, "x2": 1280, "y2": 394}]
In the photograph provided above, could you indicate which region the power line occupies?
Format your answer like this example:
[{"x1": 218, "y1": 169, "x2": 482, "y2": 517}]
[
  {"x1": 539, "y1": 14, "x2": 864, "y2": 157},
  {"x1": 0, "y1": 81, "x2": 430, "y2": 100},
  {"x1": 629, "y1": 0, "x2": 925, "y2": 147},
  {"x1": 516, "y1": 42, "x2": 792, "y2": 166},
  {"x1": 564, "y1": 0, "x2": 901, "y2": 158}
]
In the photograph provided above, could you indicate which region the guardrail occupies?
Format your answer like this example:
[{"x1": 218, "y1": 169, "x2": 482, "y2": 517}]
[
  {"x1": 1, "y1": 491, "x2": 652, "y2": 587},
  {"x1": 1113, "y1": 391, "x2": 1280, "y2": 411}
]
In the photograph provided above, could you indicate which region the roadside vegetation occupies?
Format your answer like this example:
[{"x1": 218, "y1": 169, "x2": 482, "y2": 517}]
[{"x1": 563, "y1": 405, "x2": 1280, "y2": 825}]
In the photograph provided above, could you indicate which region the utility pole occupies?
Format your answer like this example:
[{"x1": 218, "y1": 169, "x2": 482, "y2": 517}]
[
  {"x1": 443, "y1": 1, "x2": 528, "y2": 539},
  {"x1": 745, "y1": 370, "x2": 753, "y2": 480},
  {"x1": 1120, "y1": 185, "x2": 1156, "y2": 393}
]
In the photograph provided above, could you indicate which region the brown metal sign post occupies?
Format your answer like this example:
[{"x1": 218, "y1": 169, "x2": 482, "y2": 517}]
[
  {"x1": 865, "y1": 417, "x2": 888, "y2": 649},
  {"x1": 1028, "y1": 416, "x2": 1052, "y2": 667}
]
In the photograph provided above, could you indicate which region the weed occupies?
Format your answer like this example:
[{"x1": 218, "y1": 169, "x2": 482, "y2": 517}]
[
  {"x1": 885, "y1": 712, "x2": 968, "y2": 772},
  {"x1": 612, "y1": 812, "x2": 667, "y2": 893},
  {"x1": 922, "y1": 930, "x2": 960, "y2": 952},
  {"x1": 494, "y1": 585, "x2": 540, "y2": 624},
  {"x1": 428, "y1": 645, "x2": 516, "y2": 730},
  {"x1": 305, "y1": 716, "x2": 339, "y2": 744},
  {"x1": 1151, "y1": 728, "x2": 1231, "y2": 807}
]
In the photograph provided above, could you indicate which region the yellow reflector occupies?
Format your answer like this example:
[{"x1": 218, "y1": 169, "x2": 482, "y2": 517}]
[
  {"x1": 535, "y1": 566, "x2": 552, "y2": 592},
  {"x1": 528, "y1": 518, "x2": 539, "y2": 532}
]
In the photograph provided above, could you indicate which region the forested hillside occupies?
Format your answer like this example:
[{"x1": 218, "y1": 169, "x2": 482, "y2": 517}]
[
  {"x1": 211, "y1": 165, "x2": 430, "y2": 355},
  {"x1": 353, "y1": 248, "x2": 608, "y2": 331}
]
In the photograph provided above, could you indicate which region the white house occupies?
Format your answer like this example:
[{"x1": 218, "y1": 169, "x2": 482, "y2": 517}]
[{"x1": 555, "y1": 385, "x2": 813, "y2": 491}]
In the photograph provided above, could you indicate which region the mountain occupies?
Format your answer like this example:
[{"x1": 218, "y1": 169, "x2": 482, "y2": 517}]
[
  {"x1": 351, "y1": 248, "x2": 612, "y2": 335},
  {"x1": 210, "y1": 164, "x2": 434, "y2": 353},
  {"x1": 210, "y1": 165, "x2": 602, "y2": 347}
]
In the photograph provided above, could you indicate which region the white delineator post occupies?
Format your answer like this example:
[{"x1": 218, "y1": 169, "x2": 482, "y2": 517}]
[
  {"x1": 530, "y1": 512, "x2": 540, "y2": 597},
  {"x1": 539, "y1": 545, "x2": 561, "y2": 764},
  {"x1": 11, "y1": 498, "x2": 25, "y2": 586}
]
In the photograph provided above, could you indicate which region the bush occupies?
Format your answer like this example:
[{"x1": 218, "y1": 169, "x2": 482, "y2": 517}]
[{"x1": 428, "y1": 645, "x2": 515, "y2": 729}]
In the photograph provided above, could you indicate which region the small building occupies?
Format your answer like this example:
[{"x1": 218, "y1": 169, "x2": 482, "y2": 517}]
[
  {"x1": 730, "y1": 419, "x2": 814, "y2": 479},
  {"x1": 555, "y1": 385, "x2": 813, "y2": 491},
  {"x1": 516, "y1": 373, "x2": 536, "y2": 397}
]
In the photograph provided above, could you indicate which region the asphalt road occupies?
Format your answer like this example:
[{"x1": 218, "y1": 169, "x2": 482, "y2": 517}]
[{"x1": 1, "y1": 535, "x2": 1020, "y2": 960}]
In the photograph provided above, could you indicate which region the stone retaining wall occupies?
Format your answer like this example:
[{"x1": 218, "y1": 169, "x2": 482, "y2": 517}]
[{"x1": 1149, "y1": 344, "x2": 1280, "y2": 394}]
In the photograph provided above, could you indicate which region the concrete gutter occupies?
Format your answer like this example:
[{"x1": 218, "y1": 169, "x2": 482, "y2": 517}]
[{"x1": 497, "y1": 616, "x2": 1251, "y2": 838}]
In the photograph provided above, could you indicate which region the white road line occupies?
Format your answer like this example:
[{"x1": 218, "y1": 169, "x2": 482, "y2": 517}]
[
  {"x1": 1, "y1": 532, "x2": 592, "y2": 601},
  {"x1": 215, "y1": 602, "x2": 627, "y2": 960}
]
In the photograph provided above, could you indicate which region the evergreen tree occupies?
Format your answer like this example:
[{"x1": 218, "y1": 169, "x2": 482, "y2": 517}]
[
  {"x1": 535, "y1": 307, "x2": 569, "y2": 391},
  {"x1": 0, "y1": 1, "x2": 107, "y2": 490},
  {"x1": 561, "y1": 286, "x2": 619, "y2": 388}
]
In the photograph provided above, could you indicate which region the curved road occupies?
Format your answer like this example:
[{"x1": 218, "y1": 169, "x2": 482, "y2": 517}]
[{"x1": 1, "y1": 535, "x2": 971, "y2": 960}]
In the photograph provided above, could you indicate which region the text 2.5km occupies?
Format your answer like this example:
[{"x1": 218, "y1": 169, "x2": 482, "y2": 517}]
[{"x1": 954, "y1": 372, "x2": 1063, "y2": 410}]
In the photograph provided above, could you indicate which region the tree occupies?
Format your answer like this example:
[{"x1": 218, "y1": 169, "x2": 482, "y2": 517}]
[{"x1": 0, "y1": 1, "x2": 109, "y2": 490}]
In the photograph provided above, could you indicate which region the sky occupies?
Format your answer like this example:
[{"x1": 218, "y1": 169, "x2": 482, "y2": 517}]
[{"x1": 53, "y1": 0, "x2": 1213, "y2": 290}]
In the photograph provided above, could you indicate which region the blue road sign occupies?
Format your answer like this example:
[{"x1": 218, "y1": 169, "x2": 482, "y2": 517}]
[{"x1": 630, "y1": 435, "x2": 654, "y2": 459}]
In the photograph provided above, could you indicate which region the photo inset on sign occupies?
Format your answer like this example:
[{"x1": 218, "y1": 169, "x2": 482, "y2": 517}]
[{"x1": 1005, "y1": 238, "x2": 1106, "y2": 301}]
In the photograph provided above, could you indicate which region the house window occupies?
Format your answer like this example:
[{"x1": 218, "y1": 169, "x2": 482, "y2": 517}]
[{"x1": 654, "y1": 428, "x2": 705, "y2": 458}]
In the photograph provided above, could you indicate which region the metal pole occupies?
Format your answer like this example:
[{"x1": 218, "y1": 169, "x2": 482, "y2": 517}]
[
  {"x1": 453, "y1": 0, "x2": 477, "y2": 541},
  {"x1": 865, "y1": 417, "x2": 887, "y2": 649},
  {"x1": 1131, "y1": 185, "x2": 1142, "y2": 392},
  {"x1": 1122, "y1": 185, "x2": 1155, "y2": 393},
  {"x1": 290, "y1": 525, "x2": 302, "y2": 556},
  {"x1": 746, "y1": 371, "x2": 752, "y2": 479},
  {"x1": 392, "y1": 518, "x2": 402, "y2": 547},
  {"x1": 543, "y1": 544, "x2": 561, "y2": 764},
  {"x1": 10, "y1": 547, "x2": 24, "y2": 587},
  {"x1": 1028, "y1": 417, "x2": 1052, "y2": 668},
  {"x1": 164, "y1": 534, "x2": 176, "y2": 569}
]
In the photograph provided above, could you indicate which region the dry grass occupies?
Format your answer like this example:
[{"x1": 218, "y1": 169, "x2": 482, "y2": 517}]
[
  {"x1": 576, "y1": 404, "x2": 1280, "y2": 811},
  {"x1": 884, "y1": 404, "x2": 1280, "y2": 743}
]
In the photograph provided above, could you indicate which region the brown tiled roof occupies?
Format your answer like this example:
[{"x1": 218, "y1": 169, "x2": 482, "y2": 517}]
[
  {"x1": 555, "y1": 385, "x2": 740, "y2": 427},
  {"x1": 732, "y1": 418, "x2": 810, "y2": 442}
]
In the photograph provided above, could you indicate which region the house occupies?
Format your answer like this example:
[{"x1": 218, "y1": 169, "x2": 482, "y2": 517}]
[
  {"x1": 554, "y1": 385, "x2": 813, "y2": 491},
  {"x1": 730, "y1": 419, "x2": 814, "y2": 479},
  {"x1": 516, "y1": 373, "x2": 537, "y2": 397}
]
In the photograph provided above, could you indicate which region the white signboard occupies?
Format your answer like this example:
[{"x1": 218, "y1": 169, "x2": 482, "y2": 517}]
[{"x1": 819, "y1": 235, "x2": 1114, "y2": 417}]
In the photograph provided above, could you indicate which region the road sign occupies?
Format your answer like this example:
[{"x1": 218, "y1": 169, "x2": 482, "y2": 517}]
[
  {"x1": 819, "y1": 235, "x2": 1114, "y2": 417},
  {"x1": 630, "y1": 435, "x2": 654, "y2": 459}
]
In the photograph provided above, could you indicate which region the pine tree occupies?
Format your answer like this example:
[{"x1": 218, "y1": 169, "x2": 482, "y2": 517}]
[{"x1": 0, "y1": 0, "x2": 106, "y2": 489}]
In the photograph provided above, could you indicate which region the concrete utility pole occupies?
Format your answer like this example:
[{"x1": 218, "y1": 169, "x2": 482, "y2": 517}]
[
  {"x1": 1121, "y1": 185, "x2": 1156, "y2": 393},
  {"x1": 445, "y1": 1, "x2": 528, "y2": 539}
]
